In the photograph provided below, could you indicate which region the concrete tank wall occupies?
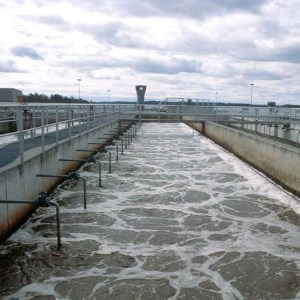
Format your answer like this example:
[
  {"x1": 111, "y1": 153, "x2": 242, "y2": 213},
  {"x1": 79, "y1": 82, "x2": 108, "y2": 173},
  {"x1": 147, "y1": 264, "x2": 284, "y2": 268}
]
[
  {"x1": 188, "y1": 120, "x2": 300, "y2": 196},
  {"x1": 0, "y1": 121, "x2": 119, "y2": 242}
]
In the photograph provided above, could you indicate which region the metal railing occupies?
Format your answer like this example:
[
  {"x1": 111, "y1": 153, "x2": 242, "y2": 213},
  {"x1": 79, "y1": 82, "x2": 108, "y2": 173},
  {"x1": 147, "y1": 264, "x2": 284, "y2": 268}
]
[{"x1": 0, "y1": 103, "x2": 299, "y2": 163}]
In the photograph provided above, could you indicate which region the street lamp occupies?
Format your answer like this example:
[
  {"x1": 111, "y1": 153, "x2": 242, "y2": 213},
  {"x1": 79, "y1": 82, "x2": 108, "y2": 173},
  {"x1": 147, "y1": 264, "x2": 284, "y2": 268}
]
[
  {"x1": 107, "y1": 89, "x2": 110, "y2": 102},
  {"x1": 250, "y1": 83, "x2": 254, "y2": 105},
  {"x1": 77, "y1": 79, "x2": 82, "y2": 102}
]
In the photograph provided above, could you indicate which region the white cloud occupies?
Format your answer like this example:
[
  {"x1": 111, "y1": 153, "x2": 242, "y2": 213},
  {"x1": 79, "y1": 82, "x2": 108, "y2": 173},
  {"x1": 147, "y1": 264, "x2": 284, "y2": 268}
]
[{"x1": 0, "y1": 0, "x2": 299, "y2": 104}]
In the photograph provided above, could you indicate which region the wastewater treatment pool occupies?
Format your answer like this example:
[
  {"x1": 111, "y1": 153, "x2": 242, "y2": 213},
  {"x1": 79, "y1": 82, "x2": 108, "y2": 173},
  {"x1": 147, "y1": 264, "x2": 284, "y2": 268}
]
[{"x1": 1, "y1": 123, "x2": 300, "y2": 300}]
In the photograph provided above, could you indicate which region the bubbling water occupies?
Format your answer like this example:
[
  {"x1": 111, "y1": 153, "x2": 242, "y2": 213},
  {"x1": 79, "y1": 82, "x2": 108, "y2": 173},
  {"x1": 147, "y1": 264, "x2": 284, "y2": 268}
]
[{"x1": 1, "y1": 123, "x2": 300, "y2": 300}]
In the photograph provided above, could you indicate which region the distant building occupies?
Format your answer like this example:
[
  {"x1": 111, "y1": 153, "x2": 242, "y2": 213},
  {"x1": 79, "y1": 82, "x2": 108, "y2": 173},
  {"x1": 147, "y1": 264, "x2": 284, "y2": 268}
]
[
  {"x1": 267, "y1": 102, "x2": 276, "y2": 107},
  {"x1": 135, "y1": 85, "x2": 146, "y2": 105},
  {"x1": 0, "y1": 88, "x2": 23, "y2": 103}
]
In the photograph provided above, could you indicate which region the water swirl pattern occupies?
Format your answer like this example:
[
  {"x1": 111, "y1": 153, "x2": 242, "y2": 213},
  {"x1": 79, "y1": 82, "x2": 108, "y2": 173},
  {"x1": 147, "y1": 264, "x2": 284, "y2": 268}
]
[{"x1": 1, "y1": 123, "x2": 300, "y2": 300}]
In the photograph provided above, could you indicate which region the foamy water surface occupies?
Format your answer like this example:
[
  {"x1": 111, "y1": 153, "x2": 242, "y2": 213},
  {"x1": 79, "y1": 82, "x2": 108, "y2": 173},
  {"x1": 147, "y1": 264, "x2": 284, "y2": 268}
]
[{"x1": 1, "y1": 123, "x2": 300, "y2": 300}]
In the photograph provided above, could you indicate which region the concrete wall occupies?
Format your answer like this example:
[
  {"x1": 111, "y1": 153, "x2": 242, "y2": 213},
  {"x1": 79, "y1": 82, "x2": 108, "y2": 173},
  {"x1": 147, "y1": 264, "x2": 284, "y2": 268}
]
[
  {"x1": 0, "y1": 88, "x2": 22, "y2": 102},
  {"x1": 0, "y1": 120, "x2": 120, "y2": 242},
  {"x1": 188, "y1": 120, "x2": 300, "y2": 196}
]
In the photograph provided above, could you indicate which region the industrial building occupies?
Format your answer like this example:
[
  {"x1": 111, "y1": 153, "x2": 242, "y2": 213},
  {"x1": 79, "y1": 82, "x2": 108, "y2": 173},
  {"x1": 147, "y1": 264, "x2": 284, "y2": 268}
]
[{"x1": 0, "y1": 88, "x2": 23, "y2": 103}]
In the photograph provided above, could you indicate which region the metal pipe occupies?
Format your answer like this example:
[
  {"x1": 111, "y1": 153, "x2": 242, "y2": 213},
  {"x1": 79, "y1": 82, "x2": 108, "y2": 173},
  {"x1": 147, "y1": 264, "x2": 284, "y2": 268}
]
[
  {"x1": 36, "y1": 172, "x2": 86, "y2": 208},
  {"x1": 59, "y1": 158, "x2": 86, "y2": 162},
  {"x1": 0, "y1": 200, "x2": 35, "y2": 205},
  {"x1": 88, "y1": 142, "x2": 105, "y2": 146},
  {"x1": 36, "y1": 174, "x2": 69, "y2": 178},
  {"x1": 76, "y1": 149, "x2": 100, "y2": 153},
  {"x1": 80, "y1": 177, "x2": 87, "y2": 209},
  {"x1": 109, "y1": 152, "x2": 112, "y2": 173},
  {"x1": 124, "y1": 133, "x2": 128, "y2": 148},
  {"x1": 49, "y1": 200, "x2": 61, "y2": 249},
  {"x1": 99, "y1": 162, "x2": 102, "y2": 187},
  {"x1": 0, "y1": 196, "x2": 61, "y2": 250}
]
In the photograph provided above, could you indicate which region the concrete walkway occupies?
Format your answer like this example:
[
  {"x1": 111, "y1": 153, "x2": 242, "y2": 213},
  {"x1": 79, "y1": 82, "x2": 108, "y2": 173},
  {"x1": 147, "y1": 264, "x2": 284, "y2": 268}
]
[{"x1": 0, "y1": 121, "x2": 110, "y2": 168}]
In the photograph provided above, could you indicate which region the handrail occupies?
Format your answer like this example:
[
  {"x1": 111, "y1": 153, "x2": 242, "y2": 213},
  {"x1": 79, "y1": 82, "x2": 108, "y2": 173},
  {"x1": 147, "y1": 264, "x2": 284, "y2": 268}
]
[{"x1": 0, "y1": 103, "x2": 299, "y2": 149}]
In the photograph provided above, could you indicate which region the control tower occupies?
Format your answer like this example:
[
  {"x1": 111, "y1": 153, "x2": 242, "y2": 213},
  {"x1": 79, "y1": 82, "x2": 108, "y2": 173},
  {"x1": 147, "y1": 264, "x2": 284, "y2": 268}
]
[{"x1": 135, "y1": 85, "x2": 146, "y2": 105}]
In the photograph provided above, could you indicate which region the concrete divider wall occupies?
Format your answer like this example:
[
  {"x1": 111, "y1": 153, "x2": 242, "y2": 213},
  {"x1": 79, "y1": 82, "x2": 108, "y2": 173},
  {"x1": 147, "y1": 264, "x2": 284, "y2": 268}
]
[
  {"x1": 0, "y1": 120, "x2": 119, "y2": 242},
  {"x1": 188, "y1": 120, "x2": 300, "y2": 196}
]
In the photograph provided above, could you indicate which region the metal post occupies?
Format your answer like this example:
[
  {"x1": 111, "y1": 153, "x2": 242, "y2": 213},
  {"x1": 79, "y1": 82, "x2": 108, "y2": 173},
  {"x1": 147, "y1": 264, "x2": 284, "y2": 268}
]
[
  {"x1": 81, "y1": 177, "x2": 87, "y2": 209},
  {"x1": 116, "y1": 145, "x2": 119, "y2": 162},
  {"x1": 45, "y1": 107, "x2": 49, "y2": 133},
  {"x1": 41, "y1": 107, "x2": 45, "y2": 158},
  {"x1": 68, "y1": 106, "x2": 72, "y2": 141},
  {"x1": 108, "y1": 152, "x2": 112, "y2": 173},
  {"x1": 16, "y1": 106, "x2": 24, "y2": 170},
  {"x1": 55, "y1": 106, "x2": 59, "y2": 150},
  {"x1": 49, "y1": 200, "x2": 61, "y2": 249},
  {"x1": 79, "y1": 106, "x2": 82, "y2": 135},
  {"x1": 99, "y1": 162, "x2": 102, "y2": 187},
  {"x1": 30, "y1": 112, "x2": 34, "y2": 137},
  {"x1": 121, "y1": 138, "x2": 124, "y2": 155},
  {"x1": 32, "y1": 107, "x2": 36, "y2": 137}
]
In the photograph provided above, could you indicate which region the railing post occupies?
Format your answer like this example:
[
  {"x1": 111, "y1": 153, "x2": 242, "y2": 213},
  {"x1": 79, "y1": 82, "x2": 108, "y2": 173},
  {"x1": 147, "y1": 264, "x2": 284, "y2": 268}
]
[
  {"x1": 46, "y1": 107, "x2": 50, "y2": 133},
  {"x1": 16, "y1": 106, "x2": 24, "y2": 171},
  {"x1": 55, "y1": 106, "x2": 59, "y2": 150},
  {"x1": 68, "y1": 106, "x2": 72, "y2": 141},
  {"x1": 41, "y1": 107, "x2": 45, "y2": 157}
]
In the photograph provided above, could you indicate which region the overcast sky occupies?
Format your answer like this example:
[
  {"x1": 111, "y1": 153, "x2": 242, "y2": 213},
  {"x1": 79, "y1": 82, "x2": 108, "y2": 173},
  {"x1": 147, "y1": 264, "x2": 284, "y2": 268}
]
[{"x1": 1, "y1": 0, "x2": 300, "y2": 104}]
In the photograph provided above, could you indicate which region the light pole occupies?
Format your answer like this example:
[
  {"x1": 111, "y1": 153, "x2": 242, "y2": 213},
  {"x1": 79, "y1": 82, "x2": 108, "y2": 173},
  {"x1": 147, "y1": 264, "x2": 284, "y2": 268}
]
[
  {"x1": 250, "y1": 83, "x2": 254, "y2": 105},
  {"x1": 215, "y1": 92, "x2": 218, "y2": 106},
  {"x1": 107, "y1": 89, "x2": 110, "y2": 102},
  {"x1": 77, "y1": 79, "x2": 82, "y2": 102}
]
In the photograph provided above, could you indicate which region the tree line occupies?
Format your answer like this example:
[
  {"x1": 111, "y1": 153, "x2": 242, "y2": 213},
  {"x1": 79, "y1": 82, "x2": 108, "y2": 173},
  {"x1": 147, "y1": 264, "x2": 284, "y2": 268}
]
[{"x1": 24, "y1": 93, "x2": 88, "y2": 103}]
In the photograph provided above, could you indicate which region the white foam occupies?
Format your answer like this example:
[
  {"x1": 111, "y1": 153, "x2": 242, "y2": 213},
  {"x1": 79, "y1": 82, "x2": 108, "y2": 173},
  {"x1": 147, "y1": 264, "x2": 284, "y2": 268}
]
[{"x1": 4, "y1": 122, "x2": 300, "y2": 300}]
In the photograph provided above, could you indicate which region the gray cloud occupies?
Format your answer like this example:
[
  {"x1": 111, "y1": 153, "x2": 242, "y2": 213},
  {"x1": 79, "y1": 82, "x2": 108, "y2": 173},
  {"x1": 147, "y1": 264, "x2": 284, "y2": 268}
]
[
  {"x1": 0, "y1": 60, "x2": 24, "y2": 73},
  {"x1": 273, "y1": 44, "x2": 300, "y2": 64},
  {"x1": 41, "y1": 0, "x2": 268, "y2": 22},
  {"x1": 2, "y1": 0, "x2": 300, "y2": 104},
  {"x1": 234, "y1": 41, "x2": 300, "y2": 65},
  {"x1": 67, "y1": 58, "x2": 123, "y2": 71},
  {"x1": 21, "y1": 13, "x2": 72, "y2": 32},
  {"x1": 243, "y1": 68, "x2": 291, "y2": 81},
  {"x1": 78, "y1": 21, "x2": 159, "y2": 51},
  {"x1": 11, "y1": 46, "x2": 44, "y2": 60},
  {"x1": 133, "y1": 56, "x2": 202, "y2": 74},
  {"x1": 67, "y1": 54, "x2": 202, "y2": 75},
  {"x1": 108, "y1": 0, "x2": 268, "y2": 18}
]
